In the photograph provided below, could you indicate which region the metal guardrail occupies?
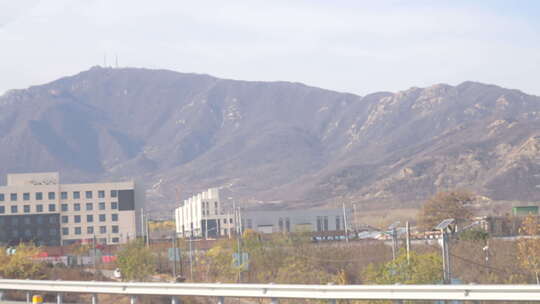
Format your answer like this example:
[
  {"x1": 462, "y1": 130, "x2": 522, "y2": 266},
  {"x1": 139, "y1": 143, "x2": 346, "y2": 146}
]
[{"x1": 1, "y1": 280, "x2": 540, "y2": 302}]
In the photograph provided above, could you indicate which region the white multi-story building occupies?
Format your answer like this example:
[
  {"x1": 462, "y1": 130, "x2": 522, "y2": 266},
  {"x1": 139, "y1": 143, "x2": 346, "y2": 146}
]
[
  {"x1": 0, "y1": 172, "x2": 143, "y2": 246},
  {"x1": 174, "y1": 188, "x2": 235, "y2": 238}
]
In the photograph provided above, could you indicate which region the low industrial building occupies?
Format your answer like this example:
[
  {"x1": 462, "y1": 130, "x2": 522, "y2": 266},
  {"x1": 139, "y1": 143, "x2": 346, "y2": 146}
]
[
  {"x1": 0, "y1": 172, "x2": 143, "y2": 246},
  {"x1": 174, "y1": 188, "x2": 349, "y2": 238}
]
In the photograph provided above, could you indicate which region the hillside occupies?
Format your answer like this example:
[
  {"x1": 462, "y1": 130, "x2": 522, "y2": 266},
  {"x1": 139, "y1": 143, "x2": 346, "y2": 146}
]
[{"x1": 1, "y1": 67, "x2": 539, "y2": 213}]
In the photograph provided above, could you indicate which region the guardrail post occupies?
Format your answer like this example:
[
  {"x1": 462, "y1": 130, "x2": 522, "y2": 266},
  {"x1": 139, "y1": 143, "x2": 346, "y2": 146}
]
[
  {"x1": 26, "y1": 291, "x2": 30, "y2": 304},
  {"x1": 130, "y1": 295, "x2": 138, "y2": 304},
  {"x1": 270, "y1": 298, "x2": 278, "y2": 304},
  {"x1": 0, "y1": 290, "x2": 4, "y2": 301},
  {"x1": 217, "y1": 296, "x2": 224, "y2": 304},
  {"x1": 91, "y1": 294, "x2": 98, "y2": 304},
  {"x1": 171, "y1": 296, "x2": 181, "y2": 304},
  {"x1": 57, "y1": 293, "x2": 63, "y2": 304}
]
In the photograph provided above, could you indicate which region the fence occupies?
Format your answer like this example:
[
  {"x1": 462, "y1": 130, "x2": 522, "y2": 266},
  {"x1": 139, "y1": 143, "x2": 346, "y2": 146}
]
[{"x1": 1, "y1": 280, "x2": 540, "y2": 303}]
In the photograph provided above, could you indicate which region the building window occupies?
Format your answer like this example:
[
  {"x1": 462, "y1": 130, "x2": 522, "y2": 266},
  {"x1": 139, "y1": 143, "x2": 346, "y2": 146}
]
[
  {"x1": 0, "y1": 206, "x2": 4, "y2": 214},
  {"x1": 99, "y1": 214, "x2": 106, "y2": 222},
  {"x1": 112, "y1": 214, "x2": 118, "y2": 222},
  {"x1": 87, "y1": 226, "x2": 94, "y2": 234},
  {"x1": 62, "y1": 228, "x2": 69, "y2": 235},
  {"x1": 11, "y1": 206, "x2": 17, "y2": 214},
  {"x1": 99, "y1": 226, "x2": 107, "y2": 234},
  {"x1": 35, "y1": 192, "x2": 43, "y2": 200},
  {"x1": 112, "y1": 225, "x2": 119, "y2": 233},
  {"x1": 74, "y1": 203, "x2": 81, "y2": 211},
  {"x1": 74, "y1": 215, "x2": 81, "y2": 223},
  {"x1": 37, "y1": 217, "x2": 44, "y2": 224},
  {"x1": 87, "y1": 215, "x2": 94, "y2": 223},
  {"x1": 0, "y1": 193, "x2": 4, "y2": 201},
  {"x1": 61, "y1": 204, "x2": 68, "y2": 212},
  {"x1": 10, "y1": 193, "x2": 17, "y2": 201},
  {"x1": 323, "y1": 216, "x2": 329, "y2": 231},
  {"x1": 85, "y1": 191, "x2": 93, "y2": 199},
  {"x1": 36, "y1": 205, "x2": 43, "y2": 212},
  {"x1": 61, "y1": 216, "x2": 68, "y2": 224},
  {"x1": 48, "y1": 192, "x2": 55, "y2": 200},
  {"x1": 23, "y1": 217, "x2": 31, "y2": 225},
  {"x1": 61, "y1": 192, "x2": 68, "y2": 200},
  {"x1": 50, "y1": 228, "x2": 57, "y2": 236},
  {"x1": 111, "y1": 190, "x2": 118, "y2": 198},
  {"x1": 11, "y1": 217, "x2": 18, "y2": 225},
  {"x1": 48, "y1": 204, "x2": 56, "y2": 212},
  {"x1": 112, "y1": 237, "x2": 119, "y2": 243},
  {"x1": 98, "y1": 190, "x2": 105, "y2": 198},
  {"x1": 73, "y1": 191, "x2": 80, "y2": 199},
  {"x1": 24, "y1": 205, "x2": 30, "y2": 213},
  {"x1": 75, "y1": 227, "x2": 82, "y2": 235},
  {"x1": 99, "y1": 202, "x2": 106, "y2": 210},
  {"x1": 86, "y1": 203, "x2": 93, "y2": 211},
  {"x1": 336, "y1": 216, "x2": 341, "y2": 231},
  {"x1": 111, "y1": 202, "x2": 118, "y2": 210},
  {"x1": 24, "y1": 228, "x2": 32, "y2": 237},
  {"x1": 23, "y1": 193, "x2": 30, "y2": 201},
  {"x1": 49, "y1": 216, "x2": 58, "y2": 224},
  {"x1": 316, "y1": 216, "x2": 322, "y2": 232}
]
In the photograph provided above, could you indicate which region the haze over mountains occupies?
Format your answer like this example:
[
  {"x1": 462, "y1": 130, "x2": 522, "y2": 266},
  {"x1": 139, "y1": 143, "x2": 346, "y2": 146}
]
[{"x1": 1, "y1": 67, "x2": 539, "y2": 213}]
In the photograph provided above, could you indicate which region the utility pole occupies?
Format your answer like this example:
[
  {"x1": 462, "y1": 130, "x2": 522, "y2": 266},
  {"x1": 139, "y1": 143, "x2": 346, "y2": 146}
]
[
  {"x1": 145, "y1": 212, "x2": 150, "y2": 248},
  {"x1": 188, "y1": 235, "x2": 193, "y2": 281},
  {"x1": 391, "y1": 227, "x2": 397, "y2": 261},
  {"x1": 406, "y1": 221, "x2": 411, "y2": 264},
  {"x1": 239, "y1": 207, "x2": 244, "y2": 236},
  {"x1": 237, "y1": 230, "x2": 242, "y2": 283},
  {"x1": 342, "y1": 203, "x2": 349, "y2": 243},
  {"x1": 352, "y1": 203, "x2": 359, "y2": 232},
  {"x1": 171, "y1": 232, "x2": 177, "y2": 279},
  {"x1": 234, "y1": 206, "x2": 243, "y2": 283},
  {"x1": 140, "y1": 208, "x2": 145, "y2": 244},
  {"x1": 232, "y1": 199, "x2": 237, "y2": 234},
  {"x1": 92, "y1": 234, "x2": 97, "y2": 279},
  {"x1": 227, "y1": 209, "x2": 232, "y2": 239},
  {"x1": 387, "y1": 222, "x2": 400, "y2": 261},
  {"x1": 441, "y1": 230, "x2": 451, "y2": 284}
]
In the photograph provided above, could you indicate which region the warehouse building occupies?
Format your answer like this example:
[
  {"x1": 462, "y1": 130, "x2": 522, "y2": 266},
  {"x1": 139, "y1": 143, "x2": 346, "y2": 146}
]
[{"x1": 0, "y1": 172, "x2": 143, "y2": 246}]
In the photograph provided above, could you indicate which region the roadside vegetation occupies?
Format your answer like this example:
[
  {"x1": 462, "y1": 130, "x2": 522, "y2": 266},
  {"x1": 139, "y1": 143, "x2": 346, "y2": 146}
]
[{"x1": 2, "y1": 191, "x2": 540, "y2": 303}]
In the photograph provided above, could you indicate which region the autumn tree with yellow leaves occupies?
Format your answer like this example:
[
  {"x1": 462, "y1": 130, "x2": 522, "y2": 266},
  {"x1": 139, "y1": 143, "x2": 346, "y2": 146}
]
[
  {"x1": 517, "y1": 215, "x2": 540, "y2": 284},
  {"x1": 417, "y1": 190, "x2": 474, "y2": 231}
]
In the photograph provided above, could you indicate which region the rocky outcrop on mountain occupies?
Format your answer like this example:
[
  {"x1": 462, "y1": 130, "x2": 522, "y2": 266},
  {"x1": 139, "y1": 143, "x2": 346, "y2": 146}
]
[{"x1": 0, "y1": 67, "x2": 539, "y2": 213}]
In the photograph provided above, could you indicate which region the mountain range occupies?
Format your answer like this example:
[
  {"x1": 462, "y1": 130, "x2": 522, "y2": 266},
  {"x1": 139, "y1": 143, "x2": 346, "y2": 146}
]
[{"x1": 1, "y1": 67, "x2": 539, "y2": 214}]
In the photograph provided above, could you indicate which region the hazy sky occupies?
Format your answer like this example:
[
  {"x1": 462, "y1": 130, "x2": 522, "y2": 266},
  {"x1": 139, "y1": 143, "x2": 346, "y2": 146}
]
[{"x1": 1, "y1": 0, "x2": 539, "y2": 96}]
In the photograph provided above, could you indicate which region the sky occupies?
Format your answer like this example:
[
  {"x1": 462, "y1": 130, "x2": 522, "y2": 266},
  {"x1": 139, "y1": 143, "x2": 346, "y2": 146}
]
[{"x1": 1, "y1": 0, "x2": 539, "y2": 96}]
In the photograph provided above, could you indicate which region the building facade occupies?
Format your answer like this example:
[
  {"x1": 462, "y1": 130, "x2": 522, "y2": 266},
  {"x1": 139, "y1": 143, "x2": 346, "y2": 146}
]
[
  {"x1": 0, "y1": 172, "x2": 143, "y2": 246},
  {"x1": 242, "y1": 209, "x2": 346, "y2": 234},
  {"x1": 174, "y1": 188, "x2": 349, "y2": 239},
  {"x1": 174, "y1": 188, "x2": 234, "y2": 238}
]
